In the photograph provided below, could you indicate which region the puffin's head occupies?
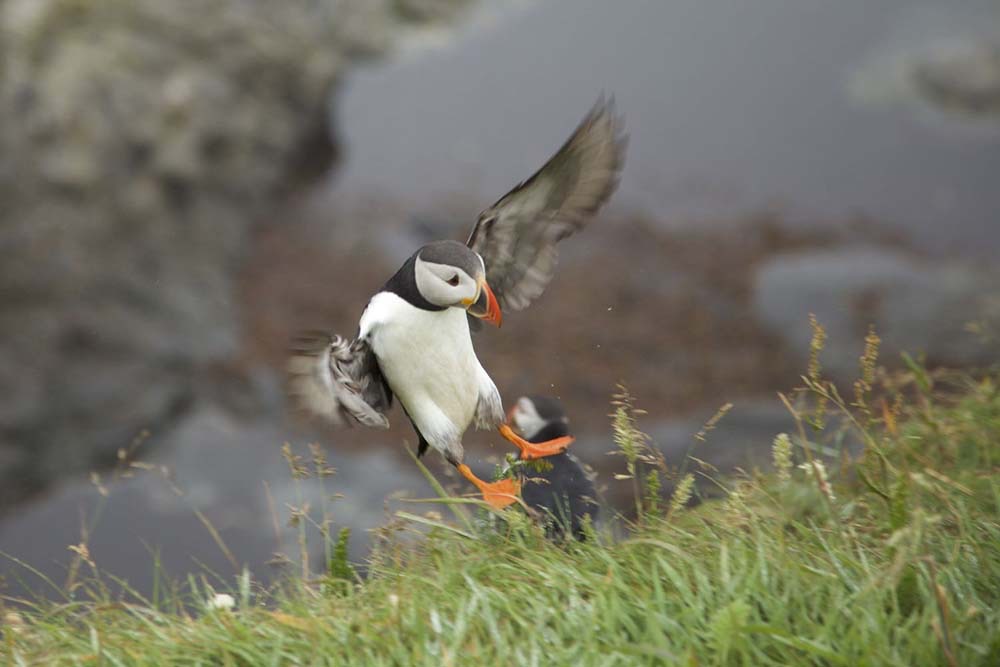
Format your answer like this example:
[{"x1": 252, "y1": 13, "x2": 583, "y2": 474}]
[
  {"x1": 509, "y1": 395, "x2": 570, "y2": 441},
  {"x1": 414, "y1": 240, "x2": 502, "y2": 326}
]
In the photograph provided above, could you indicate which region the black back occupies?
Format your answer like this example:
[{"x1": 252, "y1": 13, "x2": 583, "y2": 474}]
[
  {"x1": 520, "y1": 451, "x2": 598, "y2": 541},
  {"x1": 518, "y1": 405, "x2": 598, "y2": 540},
  {"x1": 526, "y1": 395, "x2": 568, "y2": 424},
  {"x1": 527, "y1": 420, "x2": 570, "y2": 443}
]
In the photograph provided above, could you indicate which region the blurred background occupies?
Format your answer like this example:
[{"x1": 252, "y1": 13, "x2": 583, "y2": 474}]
[{"x1": 1, "y1": 0, "x2": 998, "y2": 599}]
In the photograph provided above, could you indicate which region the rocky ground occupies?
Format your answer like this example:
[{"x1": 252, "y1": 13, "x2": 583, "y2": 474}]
[
  {"x1": 0, "y1": 0, "x2": 474, "y2": 508},
  {"x1": 239, "y1": 194, "x2": 999, "y2": 504},
  {"x1": 240, "y1": 201, "x2": 921, "y2": 430},
  {"x1": 238, "y1": 196, "x2": 999, "y2": 480}
]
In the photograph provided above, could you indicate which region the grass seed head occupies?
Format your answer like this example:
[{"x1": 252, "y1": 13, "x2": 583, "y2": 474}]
[
  {"x1": 772, "y1": 433, "x2": 793, "y2": 482},
  {"x1": 668, "y1": 474, "x2": 695, "y2": 518},
  {"x1": 807, "y1": 313, "x2": 827, "y2": 383},
  {"x1": 282, "y1": 442, "x2": 310, "y2": 479}
]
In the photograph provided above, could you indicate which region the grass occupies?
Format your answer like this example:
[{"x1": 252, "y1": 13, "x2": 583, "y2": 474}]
[{"x1": 3, "y1": 338, "x2": 1000, "y2": 665}]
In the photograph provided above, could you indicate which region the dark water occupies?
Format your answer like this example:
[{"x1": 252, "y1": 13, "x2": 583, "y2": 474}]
[{"x1": 335, "y1": 0, "x2": 1000, "y2": 255}]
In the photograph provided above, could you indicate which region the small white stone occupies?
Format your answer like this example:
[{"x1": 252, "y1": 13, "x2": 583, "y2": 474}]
[{"x1": 207, "y1": 593, "x2": 235, "y2": 611}]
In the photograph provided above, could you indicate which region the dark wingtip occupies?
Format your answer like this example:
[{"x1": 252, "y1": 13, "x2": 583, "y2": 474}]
[
  {"x1": 570, "y1": 93, "x2": 628, "y2": 217},
  {"x1": 591, "y1": 91, "x2": 629, "y2": 176}
]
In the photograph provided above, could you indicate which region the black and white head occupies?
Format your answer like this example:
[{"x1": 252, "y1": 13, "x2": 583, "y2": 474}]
[
  {"x1": 510, "y1": 395, "x2": 571, "y2": 442},
  {"x1": 410, "y1": 240, "x2": 502, "y2": 325}
]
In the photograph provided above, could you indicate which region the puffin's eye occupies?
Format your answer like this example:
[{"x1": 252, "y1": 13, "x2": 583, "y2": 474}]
[{"x1": 446, "y1": 274, "x2": 460, "y2": 287}]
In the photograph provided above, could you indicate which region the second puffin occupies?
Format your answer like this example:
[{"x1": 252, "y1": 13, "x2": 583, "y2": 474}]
[{"x1": 289, "y1": 99, "x2": 626, "y2": 508}]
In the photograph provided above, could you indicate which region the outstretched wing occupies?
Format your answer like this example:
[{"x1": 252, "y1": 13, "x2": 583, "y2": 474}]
[
  {"x1": 466, "y1": 97, "x2": 626, "y2": 313},
  {"x1": 287, "y1": 332, "x2": 392, "y2": 429}
]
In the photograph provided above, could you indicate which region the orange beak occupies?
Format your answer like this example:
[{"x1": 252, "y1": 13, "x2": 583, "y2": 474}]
[{"x1": 468, "y1": 279, "x2": 502, "y2": 327}]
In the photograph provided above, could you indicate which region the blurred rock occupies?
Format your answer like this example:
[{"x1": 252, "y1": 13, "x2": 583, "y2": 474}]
[
  {"x1": 0, "y1": 0, "x2": 472, "y2": 508},
  {"x1": 574, "y1": 400, "x2": 790, "y2": 480},
  {"x1": 0, "y1": 403, "x2": 437, "y2": 599},
  {"x1": 753, "y1": 247, "x2": 1000, "y2": 383},
  {"x1": 646, "y1": 401, "x2": 798, "y2": 472},
  {"x1": 850, "y1": 17, "x2": 1000, "y2": 130},
  {"x1": 911, "y1": 40, "x2": 1000, "y2": 117}
]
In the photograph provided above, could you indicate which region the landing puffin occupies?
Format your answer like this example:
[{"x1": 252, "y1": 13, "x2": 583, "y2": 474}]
[
  {"x1": 508, "y1": 395, "x2": 599, "y2": 539},
  {"x1": 288, "y1": 99, "x2": 625, "y2": 508}
]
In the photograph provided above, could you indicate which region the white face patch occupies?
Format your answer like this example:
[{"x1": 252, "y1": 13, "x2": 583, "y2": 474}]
[
  {"x1": 414, "y1": 257, "x2": 479, "y2": 308},
  {"x1": 512, "y1": 397, "x2": 547, "y2": 440}
]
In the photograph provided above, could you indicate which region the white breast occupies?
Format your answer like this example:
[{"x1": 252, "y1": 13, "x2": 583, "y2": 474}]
[{"x1": 360, "y1": 292, "x2": 483, "y2": 454}]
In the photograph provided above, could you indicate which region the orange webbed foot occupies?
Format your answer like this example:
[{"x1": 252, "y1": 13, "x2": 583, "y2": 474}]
[
  {"x1": 498, "y1": 423, "x2": 575, "y2": 461},
  {"x1": 457, "y1": 464, "x2": 521, "y2": 509}
]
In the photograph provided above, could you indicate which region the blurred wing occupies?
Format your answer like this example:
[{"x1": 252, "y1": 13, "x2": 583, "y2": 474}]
[
  {"x1": 467, "y1": 97, "x2": 626, "y2": 312},
  {"x1": 288, "y1": 332, "x2": 392, "y2": 429}
]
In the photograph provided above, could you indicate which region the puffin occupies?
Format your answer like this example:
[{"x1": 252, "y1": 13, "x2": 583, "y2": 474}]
[
  {"x1": 508, "y1": 395, "x2": 599, "y2": 540},
  {"x1": 288, "y1": 99, "x2": 626, "y2": 509}
]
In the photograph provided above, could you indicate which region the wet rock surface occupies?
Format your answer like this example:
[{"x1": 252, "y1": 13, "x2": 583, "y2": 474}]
[
  {"x1": 911, "y1": 40, "x2": 1000, "y2": 118},
  {"x1": 571, "y1": 399, "x2": 838, "y2": 509},
  {"x1": 0, "y1": 402, "x2": 439, "y2": 600},
  {"x1": 753, "y1": 247, "x2": 1000, "y2": 383},
  {"x1": 0, "y1": 0, "x2": 471, "y2": 507}
]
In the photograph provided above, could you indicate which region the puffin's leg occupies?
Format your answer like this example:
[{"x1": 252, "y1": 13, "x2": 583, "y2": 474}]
[
  {"x1": 449, "y1": 456, "x2": 520, "y2": 510},
  {"x1": 498, "y1": 423, "x2": 575, "y2": 461}
]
